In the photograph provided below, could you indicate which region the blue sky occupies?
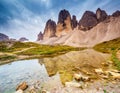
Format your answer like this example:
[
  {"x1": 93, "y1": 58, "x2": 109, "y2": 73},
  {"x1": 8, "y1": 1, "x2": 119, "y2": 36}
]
[{"x1": 0, "y1": 0, "x2": 120, "y2": 41}]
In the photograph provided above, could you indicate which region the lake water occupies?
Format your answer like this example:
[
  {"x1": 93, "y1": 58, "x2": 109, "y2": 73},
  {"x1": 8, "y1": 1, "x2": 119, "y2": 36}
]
[{"x1": 0, "y1": 49, "x2": 110, "y2": 93}]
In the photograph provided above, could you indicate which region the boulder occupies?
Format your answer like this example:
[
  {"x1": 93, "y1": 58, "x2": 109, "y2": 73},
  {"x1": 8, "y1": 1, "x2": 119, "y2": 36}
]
[
  {"x1": 16, "y1": 82, "x2": 28, "y2": 91},
  {"x1": 79, "y1": 11, "x2": 98, "y2": 31},
  {"x1": 43, "y1": 19, "x2": 56, "y2": 40}
]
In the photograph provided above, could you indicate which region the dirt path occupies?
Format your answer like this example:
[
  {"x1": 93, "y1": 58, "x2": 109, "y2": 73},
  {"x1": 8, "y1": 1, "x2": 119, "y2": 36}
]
[{"x1": 12, "y1": 47, "x2": 35, "y2": 54}]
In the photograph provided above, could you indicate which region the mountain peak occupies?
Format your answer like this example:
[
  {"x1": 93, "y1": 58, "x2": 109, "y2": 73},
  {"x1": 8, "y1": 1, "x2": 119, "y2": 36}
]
[{"x1": 43, "y1": 19, "x2": 56, "y2": 40}]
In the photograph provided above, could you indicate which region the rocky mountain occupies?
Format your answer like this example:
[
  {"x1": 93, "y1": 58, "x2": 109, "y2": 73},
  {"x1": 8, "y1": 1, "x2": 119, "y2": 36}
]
[
  {"x1": 19, "y1": 37, "x2": 29, "y2": 42},
  {"x1": 71, "y1": 15, "x2": 78, "y2": 29},
  {"x1": 37, "y1": 8, "x2": 120, "y2": 47},
  {"x1": 78, "y1": 11, "x2": 98, "y2": 31},
  {"x1": 43, "y1": 19, "x2": 56, "y2": 40},
  {"x1": 96, "y1": 8, "x2": 108, "y2": 22},
  {"x1": 37, "y1": 32, "x2": 43, "y2": 41},
  {"x1": 56, "y1": 9, "x2": 72, "y2": 37},
  {"x1": 0, "y1": 33, "x2": 9, "y2": 41},
  {"x1": 112, "y1": 10, "x2": 120, "y2": 17}
]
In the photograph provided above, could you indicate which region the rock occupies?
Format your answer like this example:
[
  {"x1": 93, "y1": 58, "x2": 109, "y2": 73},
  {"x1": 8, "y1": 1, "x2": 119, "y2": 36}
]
[
  {"x1": 65, "y1": 82, "x2": 82, "y2": 88},
  {"x1": 29, "y1": 86, "x2": 37, "y2": 93},
  {"x1": 96, "y1": 8, "x2": 108, "y2": 22},
  {"x1": 74, "y1": 73, "x2": 89, "y2": 81},
  {"x1": 56, "y1": 9, "x2": 72, "y2": 37},
  {"x1": 37, "y1": 32, "x2": 43, "y2": 41},
  {"x1": 15, "y1": 89, "x2": 23, "y2": 93},
  {"x1": 42, "y1": 90, "x2": 50, "y2": 93},
  {"x1": 95, "y1": 68, "x2": 104, "y2": 74},
  {"x1": 74, "y1": 73, "x2": 81, "y2": 81},
  {"x1": 108, "y1": 71, "x2": 120, "y2": 79},
  {"x1": 57, "y1": 9, "x2": 71, "y2": 25},
  {"x1": 43, "y1": 19, "x2": 56, "y2": 40},
  {"x1": 112, "y1": 10, "x2": 120, "y2": 17},
  {"x1": 0, "y1": 33, "x2": 9, "y2": 41},
  {"x1": 16, "y1": 82, "x2": 28, "y2": 91},
  {"x1": 79, "y1": 11, "x2": 98, "y2": 31},
  {"x1": 71, "y1": 15, "x2": 78, "y2": 29},
  {"x1": 19, "y1": 37, "x2": 29, "y2": 42}
]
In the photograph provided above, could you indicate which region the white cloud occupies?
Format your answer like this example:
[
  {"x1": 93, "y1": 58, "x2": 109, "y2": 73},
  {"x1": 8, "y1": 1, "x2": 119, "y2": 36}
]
[
  {"x1": 1, "y1": 17, "x2": 45, "y2": 41},
  {"x1": 41, "y1": 0, "x2": 51, "y2": 8}
]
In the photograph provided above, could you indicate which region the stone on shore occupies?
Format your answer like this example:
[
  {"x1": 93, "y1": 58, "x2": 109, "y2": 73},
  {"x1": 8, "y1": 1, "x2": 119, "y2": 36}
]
[{"x1": 16, "y1": 82, "x2": 28, "y2": 91}]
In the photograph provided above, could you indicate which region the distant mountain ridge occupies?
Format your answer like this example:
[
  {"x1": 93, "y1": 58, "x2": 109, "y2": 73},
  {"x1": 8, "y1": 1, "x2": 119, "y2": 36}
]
[
  {"x1": 0, "y1": 33, "x2": 9, "y2": 41},
  {"x1": 37, "y1": 8, "x2": 120, "y2": 47}
]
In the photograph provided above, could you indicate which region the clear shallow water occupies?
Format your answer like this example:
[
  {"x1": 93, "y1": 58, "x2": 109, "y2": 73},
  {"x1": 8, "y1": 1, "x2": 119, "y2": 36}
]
[
  {"x1": 0, "y1": 59, "x2": 49, "y2": 93},
  {"x1": 0, "y1": 49, "x2": 110, "y2": 93}
]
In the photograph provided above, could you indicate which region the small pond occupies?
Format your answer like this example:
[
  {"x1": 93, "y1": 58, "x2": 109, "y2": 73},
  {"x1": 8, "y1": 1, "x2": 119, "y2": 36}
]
[{"x1": 0, "y1": 49, "x2": 110, "y2": 93}]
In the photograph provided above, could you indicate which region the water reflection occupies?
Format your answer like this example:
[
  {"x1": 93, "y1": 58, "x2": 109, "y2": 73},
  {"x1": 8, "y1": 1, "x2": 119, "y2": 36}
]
[
  {"x1": 0, "y1": 49, "x2": 110, "y2": 93},
  {"x1": 42, "y1": 49, "x2": 110, "y2": 84}
]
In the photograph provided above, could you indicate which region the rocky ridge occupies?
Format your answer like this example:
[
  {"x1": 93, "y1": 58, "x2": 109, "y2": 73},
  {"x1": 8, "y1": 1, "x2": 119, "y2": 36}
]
[
  {"x1": 37, "y1": 8, "x2": 120, "y2": 47},
  {"x1": 0, "y1": 33, "x2": 9, "y2": 41},
  {"x1": 19, "y1": 37, "x2": 29, "y2": 42}
]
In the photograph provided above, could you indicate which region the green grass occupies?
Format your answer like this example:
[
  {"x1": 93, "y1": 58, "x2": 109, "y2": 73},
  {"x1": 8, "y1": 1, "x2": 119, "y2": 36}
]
[
  {"x1": 94, "y1": 38, "x2": 120, "y2": 70},
  {"x1": 17, "y1": 45, "x2": 77, "y2": 56},
  {"x1": 0, "y1": 41, "x2": 79, "y2": 61},
  {"x1": 94, "y1": 38, "x2": 120, "y2": 53},
  {"x1": 0, "y1": 55, "x2": 16, "y2": 61},
  {"x1": 111, "y1": 49, "x2": 120, "y2": 70},
  {"x1": 0, "y1": 41, "x2": 41, "y2": 52}
]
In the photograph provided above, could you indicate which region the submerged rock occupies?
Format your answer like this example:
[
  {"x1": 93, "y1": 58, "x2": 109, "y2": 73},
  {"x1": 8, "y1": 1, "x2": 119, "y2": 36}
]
[
  {"x1": 108, "y1": 71, "x2": 120, "y2": 79},
  {"x1": 65, "y1": 82, "x2": 82, "y2": 88},
  {"x1": 15, "y1": 89, "x2": 23, "y2": 93},
  {"x1": 28, "y1": 86, "x2": 37, "y2": 93},
  {"x1": 94, "y1": 68, "x2": 104, "y2": 75},
  {"x1": 16, "y1": 82, "x2": 28, "y2": 91},
  {"x1": 42, "y1": 90, "x2": 50, "y2": 93},
  {"x1": 74, "y1": 73, "x2": 89, "y2": 81}
]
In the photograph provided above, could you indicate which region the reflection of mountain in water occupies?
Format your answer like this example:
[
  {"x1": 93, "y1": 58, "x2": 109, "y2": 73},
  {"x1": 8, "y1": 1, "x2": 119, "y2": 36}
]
[{"x1": 40, "y1": 49, "x2": 110, "y2": 84}]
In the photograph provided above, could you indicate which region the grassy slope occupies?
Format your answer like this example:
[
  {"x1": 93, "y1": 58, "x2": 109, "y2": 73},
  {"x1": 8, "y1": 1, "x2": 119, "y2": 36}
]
[
  {"x1": 94, "y1": 38, "x2": 120, "y2": 70},
  {"x1": 17, "y1": 45, "x2": 77, "y2": 55},
  {"x1": 0, "y1": 41, "x2": 78, "y2": 63},
  {"x1": 94, "y1": 38, "x2": 120, "y2": 53}
]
